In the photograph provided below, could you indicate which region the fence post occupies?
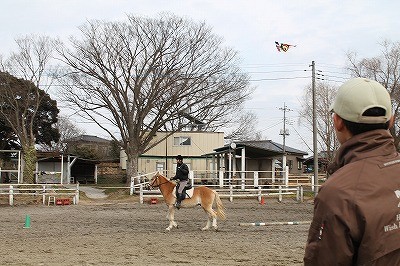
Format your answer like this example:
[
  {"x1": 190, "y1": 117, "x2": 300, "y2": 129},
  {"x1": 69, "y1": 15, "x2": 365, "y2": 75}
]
[
  {"x1": 190, "y1": 171, "x2": 194, "y2": 187},
  {"x1": 254, "y1": 171, "x2": 259, "y2": 188},
  {"x1": 310, "y1": 175, "x2": 314, "y2": 192},
  {"x1": 284, "y1": 166, "x2": 289, "y2": 187},
  {"x1": 42, "y1": 185, "x2": 46, "y2": 205},
  {"x1": 272, "y1": 159, "x2": 276, "y2": 183},
  {"x1": 75, "y1": 183, "x2": 80, "y2": 205},
  {"x1": 258, "y1": 186, "x2": 262, "y2": 202},
  {"x1": 219, "y1": 170, "x2": 224, "y2": 188},
  {"x1": 278, "y1": 185, "x2": 282, "y2": 203},
  {"x1": 136, "y1": 176, "x2": 141, "y2": 189},
  {"x1": 229, "y1": 184, "x2": 233, "y2": 202},
  {"x1": 130, "y1": 179, "x2": 134, "y2": 195},
  {"x1": 9, "y1": 185, "x2": 13, "y2": 206},
  {"x1": 240, "y1": 171, "x2": 245, "y2": 190},
  {"x1": 296, "y1": 186, "x2": 300, "y2": 202},
  {"x1": 139, "y1": 184, "x2": 143, "y2": 204},
  {"x1": 300, "y1": 185, "x2": 304, "y2": 202}
]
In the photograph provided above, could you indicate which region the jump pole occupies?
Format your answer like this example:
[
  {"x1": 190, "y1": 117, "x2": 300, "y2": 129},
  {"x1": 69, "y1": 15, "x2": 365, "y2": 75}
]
[{"x1": 239, "y1": 221, "x2": 311, "y2": 226}]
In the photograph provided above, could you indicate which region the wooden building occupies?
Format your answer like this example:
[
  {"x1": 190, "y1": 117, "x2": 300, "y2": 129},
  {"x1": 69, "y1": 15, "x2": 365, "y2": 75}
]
[{"x1": 120, "y1": 131, "x2": 225, "y2": 177}]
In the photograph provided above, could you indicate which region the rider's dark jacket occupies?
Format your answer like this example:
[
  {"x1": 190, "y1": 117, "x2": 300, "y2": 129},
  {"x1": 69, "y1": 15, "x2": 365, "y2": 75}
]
[
  {"x1": 304, "y1": 129, "x2": 400, "y2": 265},
  {"x1": 171, "y1": 163, "x2": 189, "y2": 181}
]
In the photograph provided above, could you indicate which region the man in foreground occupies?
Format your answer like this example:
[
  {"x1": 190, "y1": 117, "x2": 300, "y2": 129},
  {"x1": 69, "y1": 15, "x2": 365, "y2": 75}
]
[{"x1": 304, "y1": 78, "x2": 400, "y2": 265}]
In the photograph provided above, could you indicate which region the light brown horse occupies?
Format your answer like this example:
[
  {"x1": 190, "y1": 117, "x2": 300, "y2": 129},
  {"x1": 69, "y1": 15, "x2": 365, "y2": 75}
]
[{"x1": 149, "y1": 173, "x2": 226, "y2": 231}]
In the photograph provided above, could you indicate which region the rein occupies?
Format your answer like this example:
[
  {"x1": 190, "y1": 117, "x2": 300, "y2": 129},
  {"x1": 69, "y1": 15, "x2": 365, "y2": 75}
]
[{"x1": 150, "y1": 176, "x2": 171, "y2": 188}]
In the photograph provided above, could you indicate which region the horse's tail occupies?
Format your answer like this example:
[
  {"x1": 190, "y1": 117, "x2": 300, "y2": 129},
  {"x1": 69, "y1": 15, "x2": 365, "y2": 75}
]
[{"x1": 213, "y1": 191, "x2": 226, "y2": 220}]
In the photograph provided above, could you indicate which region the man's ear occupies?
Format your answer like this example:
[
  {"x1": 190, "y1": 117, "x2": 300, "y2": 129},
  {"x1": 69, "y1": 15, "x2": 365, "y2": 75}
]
[{"x1": 333, "y1": 113, "x2": 345, "y2": 131}]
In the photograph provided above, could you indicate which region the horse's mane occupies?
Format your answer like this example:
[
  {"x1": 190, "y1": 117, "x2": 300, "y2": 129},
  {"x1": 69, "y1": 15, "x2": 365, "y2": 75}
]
[
  {"x1": 154, "y1": 172, "x2": 173, "y2": 185},
  {"x1": 155, "y1": 172, "x2": 168, "y2": 180}
]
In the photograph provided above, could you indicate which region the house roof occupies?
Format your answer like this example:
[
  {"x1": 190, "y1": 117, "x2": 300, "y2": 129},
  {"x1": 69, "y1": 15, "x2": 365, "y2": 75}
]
[
  {"x1": 211, "y1": 140, "x2": 308, "y2": 159},
  {"x1": 68, "y1": 134, "x2": 111, "y2": 143},
  {"x1": 240, "y1": 140, "x2": 307, "y2": 155},
  {"x1": 37, "y1": 152, "x2": 100, "y2": 164}
]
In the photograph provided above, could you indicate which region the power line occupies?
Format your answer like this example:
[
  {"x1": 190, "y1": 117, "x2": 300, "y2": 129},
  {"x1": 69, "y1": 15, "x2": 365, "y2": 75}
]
[
  {"x1": 290, "y1": 125, "x2": 313, "y2": 153},
  {"x1": 250, "y1": 76, "x2": 310, "y2": 82},
  {"x1": 319, "y1": 69, "x2": 351, "y2": 76},
  {"x1": 256, "y1": 120, "x2": 282, "y2": 131},
  {"x1": 246, "y1": 69, "x2": 308, "y2": 74},
  {"x1": 316, "y1": 63, "x2": 348, "y2": 69},
  {"x1": 241, "y1": 63, "x2": 307, "y2": 68}
]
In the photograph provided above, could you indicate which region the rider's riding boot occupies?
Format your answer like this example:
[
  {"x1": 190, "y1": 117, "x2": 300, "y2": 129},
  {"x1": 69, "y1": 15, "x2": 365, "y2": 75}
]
[{"x1": 175, "y1": 193, "x2": 183, "y2": 209}]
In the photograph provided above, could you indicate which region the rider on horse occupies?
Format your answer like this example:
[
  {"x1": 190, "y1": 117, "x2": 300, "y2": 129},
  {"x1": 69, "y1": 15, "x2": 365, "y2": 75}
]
[{"x1": 170, "y1": 155, "x2": 189, "y2": 209}]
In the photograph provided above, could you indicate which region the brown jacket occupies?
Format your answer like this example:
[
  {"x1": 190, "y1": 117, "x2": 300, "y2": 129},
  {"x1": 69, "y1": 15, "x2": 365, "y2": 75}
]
[{"x1": 304, "y1": 129, "x2": 400, "y2": 265}]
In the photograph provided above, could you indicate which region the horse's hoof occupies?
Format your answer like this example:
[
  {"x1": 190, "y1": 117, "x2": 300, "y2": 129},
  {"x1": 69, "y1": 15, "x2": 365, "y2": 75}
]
[
  {"x1": 201, "y1": 227, "x2": 209, "y2": 231},
  {"x1": 213, "y1": 226, "x2": 218, "y2": 231},
  {"x1": 165, "y1": 227, "x2": 171, "y2": 232}
]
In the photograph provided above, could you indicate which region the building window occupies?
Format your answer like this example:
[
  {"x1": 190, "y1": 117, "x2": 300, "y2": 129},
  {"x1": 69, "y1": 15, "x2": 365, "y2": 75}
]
[
  {"x1": 173, "y1": 136, "x2": 191, "y2": 146},
  {"x1": 297, "y1": 161, "x2": 303, "y2": 170},
  {"x1": 156, "y1": 162, "x2": 165, "y2": 172},
  {"x1": 288, "y1": 160, "x2": 293, "y2": 170}
]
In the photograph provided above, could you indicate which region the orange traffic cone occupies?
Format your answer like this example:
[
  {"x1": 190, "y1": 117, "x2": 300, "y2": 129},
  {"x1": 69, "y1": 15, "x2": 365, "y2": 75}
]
[{"x1": 260, "y1": 197, "x2": 265, "y2": 205}]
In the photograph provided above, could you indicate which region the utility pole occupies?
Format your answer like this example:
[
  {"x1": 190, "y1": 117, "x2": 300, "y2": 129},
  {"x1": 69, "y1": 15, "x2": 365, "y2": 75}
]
[
  {"x1": 310, "y1": 61, "x2": 319, "y2": 194},
  {"x1": 279, "y1": 103, "x2": 291, "y2": 172}
]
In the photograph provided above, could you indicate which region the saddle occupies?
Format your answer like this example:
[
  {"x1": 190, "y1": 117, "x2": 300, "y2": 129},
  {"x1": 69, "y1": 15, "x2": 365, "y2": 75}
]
[{"x1": 174, "y1": 182, "x2": 193, "y2": 200}]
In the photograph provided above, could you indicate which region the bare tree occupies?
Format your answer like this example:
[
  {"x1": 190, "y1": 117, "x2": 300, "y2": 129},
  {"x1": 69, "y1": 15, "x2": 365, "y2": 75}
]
[
  {"x1": 55, "y1": 13, "x2": 251, "y2": 183},
  {"x1": 225, "y1": 111, "x2": 262, "y2": 141},
  {"x1": 38, "y1": 116, "x2": 85, "y2": 152},
  {"x1": 0, "y1": 35, "x2": 58, "y2": 183},
  {"x1": 299, "y1": 82, "x2": 339, "y2": 162},
  {"x1": 1, "y1": 35, "x2": 55, "y2": 88},
  {"x1": 347, "y1": 40, "x2": 400, "y2": 149}
]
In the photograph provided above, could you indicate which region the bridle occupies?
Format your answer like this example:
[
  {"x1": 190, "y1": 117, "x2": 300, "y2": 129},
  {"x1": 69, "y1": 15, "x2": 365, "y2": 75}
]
[{"x1": 149, "y1": 175, "x2": 170, "y2": 188}]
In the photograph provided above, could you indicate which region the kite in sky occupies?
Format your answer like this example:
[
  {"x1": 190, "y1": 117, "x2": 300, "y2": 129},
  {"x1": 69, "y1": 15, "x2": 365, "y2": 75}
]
[{"x1": 275, "y1": 41, "x2": 297, "y2": 52}]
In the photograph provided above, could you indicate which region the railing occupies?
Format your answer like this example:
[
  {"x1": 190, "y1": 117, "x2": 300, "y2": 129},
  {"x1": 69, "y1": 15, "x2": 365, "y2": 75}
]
[
  {"x1": 129, "y1": 170, "x2": 325, "y2": 192},
  {"x1": 130, "y1": 170, "x2": 313, "y2": 204},
  {"x1": 129, "y1": 172, "x2": 158, "y2": 195},
  {"x1": 0, "y1": 184, "x2": 80, "y2": 206},
  {"x1": 286, "y1": 173, "x2": 326, "y2": 190},
  {"x1": 133, "y1": 181, "x2": 304, "y2": 204},
  {"x1": 130, "y1": 169, "x2": 288, "y2": 189}
]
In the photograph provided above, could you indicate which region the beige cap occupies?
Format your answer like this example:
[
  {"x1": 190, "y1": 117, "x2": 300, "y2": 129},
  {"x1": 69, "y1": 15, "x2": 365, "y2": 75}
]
[{"x1": 330, "y1": 78, "x2": 392, "y2": 124}]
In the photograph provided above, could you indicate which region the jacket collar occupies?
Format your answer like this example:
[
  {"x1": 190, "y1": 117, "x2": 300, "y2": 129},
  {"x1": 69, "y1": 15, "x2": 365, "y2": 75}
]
[{"x1": 327, "y1": 129, "x2": 396, "y2": 175}]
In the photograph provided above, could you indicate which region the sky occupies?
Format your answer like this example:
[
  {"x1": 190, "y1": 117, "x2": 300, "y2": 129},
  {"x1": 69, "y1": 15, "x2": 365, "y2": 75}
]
[{"x1": 1, "y1": 0, "x2": 400, "y2": 155}]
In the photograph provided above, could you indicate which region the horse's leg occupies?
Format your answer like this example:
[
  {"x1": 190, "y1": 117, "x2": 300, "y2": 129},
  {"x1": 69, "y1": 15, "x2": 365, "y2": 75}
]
[
  {"x1": 200, "y1": 191, "x2": 219, "y2": 231},
  {"x1": 202, "y1": 206, "x2": 217, "y2": 231},
  {"x1": 166, "y1": 205, "x2": 177, "y2": 231},
  {"x1": 202, "y1": 213, "x2": 212, "y2": 231},
  {"x1": 209, "y1": 209, "x2": 218, "y2": 231},
  {"x1": 211, "y1": 213, "x2": 218, "y2": 230}
]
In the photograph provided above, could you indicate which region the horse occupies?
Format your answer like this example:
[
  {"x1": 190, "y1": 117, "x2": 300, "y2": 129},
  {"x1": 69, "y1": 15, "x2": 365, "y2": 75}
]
[{"x1": 149, "y1": 173, "x2": 226, "y2": 231}]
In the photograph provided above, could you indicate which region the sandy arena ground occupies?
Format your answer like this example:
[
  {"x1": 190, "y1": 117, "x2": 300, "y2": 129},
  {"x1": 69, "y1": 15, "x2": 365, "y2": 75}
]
[{"x1": 0, "y1": 196, "x2": 314, "y2": 266}]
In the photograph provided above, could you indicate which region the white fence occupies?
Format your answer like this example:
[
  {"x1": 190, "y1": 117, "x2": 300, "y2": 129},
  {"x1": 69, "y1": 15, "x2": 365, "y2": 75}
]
[
  {"x1": 129, "y1": 170, "x2": 323, "y2": 204},
  {"x1": 0, "y1": 184, "x2": 80, "y2": 206}
]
